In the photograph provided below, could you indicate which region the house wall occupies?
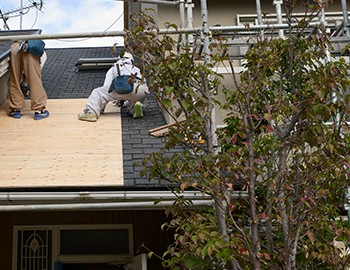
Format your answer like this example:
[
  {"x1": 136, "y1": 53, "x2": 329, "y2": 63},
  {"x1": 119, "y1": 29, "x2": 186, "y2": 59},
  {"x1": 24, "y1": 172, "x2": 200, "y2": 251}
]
[
  {"x1": 131, "y1": 0, "x2": 350, "y2": 126},
  {"x1": 0, "y1": 210, "x2": 173, "y2": 270},
  {"x1": 156, "y1": 0, "x2": 350, "y2": 29}
]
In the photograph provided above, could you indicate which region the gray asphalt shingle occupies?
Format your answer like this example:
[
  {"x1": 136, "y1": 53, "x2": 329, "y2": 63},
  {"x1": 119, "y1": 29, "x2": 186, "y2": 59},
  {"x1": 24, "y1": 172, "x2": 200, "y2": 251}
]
[
  {"x1": 0, "y1": 30, "x2": 38, "y2": 59},
  {"x1": 41, "y1": 46, "x2": 177, "y2": 188}
]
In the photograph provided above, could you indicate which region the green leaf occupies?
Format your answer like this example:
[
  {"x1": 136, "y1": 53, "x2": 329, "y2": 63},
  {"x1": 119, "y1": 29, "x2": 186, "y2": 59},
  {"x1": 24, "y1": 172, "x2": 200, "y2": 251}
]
[
  {"x1": 181, "y1": 99, "x2": 191, "y2": 109},
  {"x1": 165, "y1": 86, "x2": 174, "y2": 95},
  {"x1": 154, "y1": 198, "x2": 162, "y2": 205},
  {"x1": 162, "y1": 99, "x2": 171, "y2": 108},
  {"x1": 176, "y1": 133, "x2": 185, "y2": 140},
  {"x1": 147, "y1": 251, "x2": 154, "y2": 258},
  {"x1": 136, "y1": 26, "x2": 144, "y2": 33},
  {"x1": 194, "y1": 115, "x2": 203, "y2": 122},
  {"x1": 169, "y1": 23, "x2": 178, "y2": 30},
  {"x1": 201, "y1": 246, "x2": 208, "y2": 257}
]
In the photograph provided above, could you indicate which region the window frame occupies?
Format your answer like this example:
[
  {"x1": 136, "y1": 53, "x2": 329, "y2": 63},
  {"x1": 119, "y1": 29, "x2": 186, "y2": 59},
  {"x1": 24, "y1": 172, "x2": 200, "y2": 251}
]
[{"x1": 12, "y1": 224, "x2": 134, "y2": 270}]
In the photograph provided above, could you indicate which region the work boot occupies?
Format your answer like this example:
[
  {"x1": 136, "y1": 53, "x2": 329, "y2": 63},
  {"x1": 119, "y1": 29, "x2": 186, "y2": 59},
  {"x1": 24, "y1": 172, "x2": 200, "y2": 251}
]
[
  {"x1": 133, "y1": 101, "x2": 143, "y2": 119},
  {"x1": 34, "y1": 110, "x2": 49, "y2": 120},
  {"x1": 78, "y1": 109, "x2": 97, "y2": 122},
  {"x1": 9, "y1": 110, "x2": 21, "y2": 119}
]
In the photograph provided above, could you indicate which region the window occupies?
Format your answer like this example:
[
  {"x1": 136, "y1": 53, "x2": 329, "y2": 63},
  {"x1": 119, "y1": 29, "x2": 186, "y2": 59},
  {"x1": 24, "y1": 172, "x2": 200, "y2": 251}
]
[
  {"x1": 60, "y1": 229, "x2": 130, "y2": 255},
  {"x1": 13, "y1": 225, "x2": 133, "y2": 270},
  {"x1": 16, "y1": 229, "x2": 52, "y2": 270}
]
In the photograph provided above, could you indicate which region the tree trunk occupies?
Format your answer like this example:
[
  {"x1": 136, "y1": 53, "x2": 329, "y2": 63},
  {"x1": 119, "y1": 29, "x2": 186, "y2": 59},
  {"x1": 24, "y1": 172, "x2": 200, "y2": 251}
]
[
  {"x1": 247, "y1": 131, "x2": 261, "y2": 270},
  {"x1": 277, "y1": 143, "x2": 292, "y2": 269}
]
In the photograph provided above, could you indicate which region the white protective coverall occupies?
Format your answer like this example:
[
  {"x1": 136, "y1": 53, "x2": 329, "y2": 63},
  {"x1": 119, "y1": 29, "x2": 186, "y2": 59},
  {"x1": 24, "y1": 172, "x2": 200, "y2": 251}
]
[{"x1": 84, "y1": 57, "x2": 149, "y2": 117}]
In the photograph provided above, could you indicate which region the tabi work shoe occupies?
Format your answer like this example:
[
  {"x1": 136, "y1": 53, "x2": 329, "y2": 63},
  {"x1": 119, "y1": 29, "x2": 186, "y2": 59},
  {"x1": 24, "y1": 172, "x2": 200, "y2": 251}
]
[
  {"x1": 133, "y1": 101, "x2": 143, "y2": 119},
  {"x1": 9, "y1": 110, "x2": 21, "y2": 119},
  {"x1": 34, "y1": 110, "x2": 50, "y2": 120},
  {"x1": 78, "y1": 109, "x2": 97, "y2": 122}
]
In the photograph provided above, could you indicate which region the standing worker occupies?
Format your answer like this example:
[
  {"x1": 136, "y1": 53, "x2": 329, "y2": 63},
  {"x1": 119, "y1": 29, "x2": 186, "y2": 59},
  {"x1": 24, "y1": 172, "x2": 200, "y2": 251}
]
[
  {"x1": 8, "y1": 40, "x2": 49, "y2": 120},
  {"x1": 78, "y1": 51, "x2": 149, "y2": 122}
]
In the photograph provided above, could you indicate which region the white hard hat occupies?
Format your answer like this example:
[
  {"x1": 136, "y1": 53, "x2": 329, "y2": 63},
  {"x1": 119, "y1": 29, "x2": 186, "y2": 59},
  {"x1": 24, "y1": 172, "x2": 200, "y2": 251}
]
[{"x1": 122, "y1": 51, "x2": 134, "y2": 61}]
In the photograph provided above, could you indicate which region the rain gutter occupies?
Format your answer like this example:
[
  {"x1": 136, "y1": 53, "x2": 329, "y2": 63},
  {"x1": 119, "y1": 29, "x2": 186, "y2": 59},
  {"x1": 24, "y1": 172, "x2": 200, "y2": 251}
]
[
  {"x1": 0, "y1": 200, "x2": 213, "y2": 212},
  {"x1": 0, "y1": 190, "x2": 247, "y2": 212},
  {"x1": 0, "y1": 190, "x2": 211, "y2": 202}
]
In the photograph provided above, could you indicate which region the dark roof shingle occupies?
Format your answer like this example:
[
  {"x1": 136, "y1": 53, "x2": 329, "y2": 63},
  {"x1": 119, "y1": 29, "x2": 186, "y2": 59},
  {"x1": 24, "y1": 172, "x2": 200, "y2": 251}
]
[
  {"x1": 0, "y1": 30, "x2": 40, "y2": 59},
  {"x1": 42, "y1": 46, "x2": 181, "y2": 189}
]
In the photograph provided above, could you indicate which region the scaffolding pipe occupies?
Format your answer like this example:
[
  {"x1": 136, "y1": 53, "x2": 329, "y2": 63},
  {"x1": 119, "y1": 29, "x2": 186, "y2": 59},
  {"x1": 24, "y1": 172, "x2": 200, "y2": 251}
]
[
  {"x1": 273, "y1": 0, "x2": 284, "y2": 38},
  {"x1": 186, "y1": 0, "x2": 194, "y2": 46},
  {"x1": 208, "y1": 23, "x2": 320, "y2": 32},
  {"x1": 0, "y1": 31, "x2": 125, "y2": 42},
  {"x1": 0, "y1": 22, "x2": 322, "y2": 43},
  {"x1": 256, "y1": 0, "x2": 263, "y2": 25},
  {"x1": 341, "y1": 0, "x2": 350, "y2": 37},
  {"x1": 319, "y1": 9, "x2": 332, "y2": 63},
  {"x1": 200, "y1": 0, "x2": 210, "y2": 62},
  {"x1": 178, "y1": 0, "x2": 185, "y2": 50},
  {"x1": 0, "y1": 200, "x2": 213, "y2": 212},
  {"x1": 200, "y1": 0, "x2": 219, "y2": 157},
  {"x1": 20, "y1": 0, "x2": 23, "y2": 30},
  {"x1": 116, "y1": 0, "x2": 179, "y2": 6},
  {"x1": 179, "y1": 0, "x2": 186, "y2": 29}
]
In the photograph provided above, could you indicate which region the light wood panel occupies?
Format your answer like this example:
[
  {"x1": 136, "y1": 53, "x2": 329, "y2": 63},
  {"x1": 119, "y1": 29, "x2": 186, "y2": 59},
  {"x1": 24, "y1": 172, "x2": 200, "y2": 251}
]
[{"x1": 0, "y1": 99, "x2": 123, "y2": 188}]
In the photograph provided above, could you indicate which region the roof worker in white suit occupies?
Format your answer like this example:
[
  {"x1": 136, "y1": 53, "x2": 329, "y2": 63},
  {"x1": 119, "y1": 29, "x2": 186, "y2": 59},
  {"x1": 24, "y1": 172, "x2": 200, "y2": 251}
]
[{"x1": 78, "y1": 51, "x2": 149, "y2": 122}]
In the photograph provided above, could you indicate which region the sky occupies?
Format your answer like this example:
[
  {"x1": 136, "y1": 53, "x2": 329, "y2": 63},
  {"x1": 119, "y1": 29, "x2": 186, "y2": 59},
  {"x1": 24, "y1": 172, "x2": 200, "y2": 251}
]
[{"x1": 0, "y1": 0, "x2": 125, "y2": 48}]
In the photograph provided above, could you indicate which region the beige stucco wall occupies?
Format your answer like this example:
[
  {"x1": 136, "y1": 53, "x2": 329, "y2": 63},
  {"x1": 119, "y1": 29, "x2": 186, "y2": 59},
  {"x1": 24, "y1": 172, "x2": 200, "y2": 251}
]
[
  {"x1": 156, "y1": 0, "x2": 350, "y2": 29},
  {"x1": 127, "y1": 0, "x2": 350, "y2": 126}
]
